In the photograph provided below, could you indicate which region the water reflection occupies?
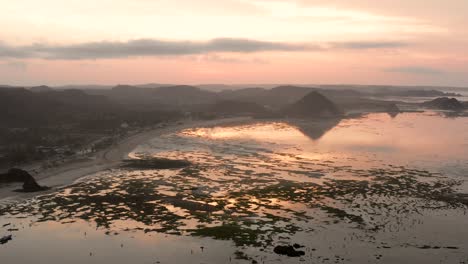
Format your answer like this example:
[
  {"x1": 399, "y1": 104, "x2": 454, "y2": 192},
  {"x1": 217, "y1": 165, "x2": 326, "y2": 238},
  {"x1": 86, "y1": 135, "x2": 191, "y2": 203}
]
[
  {"x1": 1, "y1": 112, "x2": 468, "y2": 263},
  {"x1": 180, "y1": 112, "x2": 468, "y2": 170},
  {"x1": 286, "y1": 118, "x2": 342, "y2": 140}
]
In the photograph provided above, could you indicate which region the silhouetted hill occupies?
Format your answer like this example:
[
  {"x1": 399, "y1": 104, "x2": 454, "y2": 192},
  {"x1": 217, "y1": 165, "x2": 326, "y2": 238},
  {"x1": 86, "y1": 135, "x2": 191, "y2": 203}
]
[
  {"x1": 392, "y1": 89, "x2": 461, "y2": 97},
  {"x1": 282, "y1": 91, "x2": 342, "y2": 118},
  {"x1": 371, "y1": 87, "x2": 463, "y2": 97},
  {"x1": 422, "y1": 97, "x2": 465, "y2": 110},
  {"x1": 42, "y1": 89, "x2": 120, "y2": 111},
  {"x1": 197, "y1": 84, "x2": 235, "y2": 92},
  {"x1": 157, "y1": 85, "x2": 205, "y2": 94},
  {"x1": 56, "y1": 84, "x2": 113, "y2": 90},
  {"x1": 135, "y1": 83, "x2": 172, "y2": 89},
  {"x1": 82, "y1": 84, "x2": 374, "y2": 112},
  {"x1": 217, "y1": 85, "x2": 376, "y2": 112},
  {"x1": 97, "y1": 85, "x2": 166, "y2": 110},
  {"x1": 218, "y1": 88, "x2": 267, "y2": 101},
  {"x1": 0, "y1": 88, "x2": 60, "y2": 127},
  {"x1": 57, "y1": 83, "x2": 436, "y2": 114},
  {"x1": 0, "y1": 88, "x2": 120, "y2": 127},
  {"x1": 319, "y1": 89, "x2": 362, "y2": 98},
  {"x1": 258, "y1": 86, "x2": 315, "y2": 107},
  {"x1": 100, "y1": 85, "x2": 218, "y2": 109},
  {"x1": 110, "y1": 85, "x2": 148, "y2": 99},
  {"x1": 269, "y1": 85, "x2": 313, "y2": 98},
  {"x1": 154, "y1": 85, "x2": 216, "y2": 105},
  {"x1": 95, "y1": 85, "x2": 312, "y2": 110},
  {"x1": 217, "y1": 86, "x2": 317, "y2": 108},
  {"x1": 29, "y1": 85, "x2": 53, "y2": 93},
  {"x1": 205, "y1": 100, "x2": 271, "y2": 117}
]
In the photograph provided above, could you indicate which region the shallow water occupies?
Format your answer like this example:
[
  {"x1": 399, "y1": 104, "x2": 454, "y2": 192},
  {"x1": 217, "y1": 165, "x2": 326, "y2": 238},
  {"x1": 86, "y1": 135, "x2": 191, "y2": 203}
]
[{"x1": 1, "y1": 112, "x2": 468, "y2": 263}]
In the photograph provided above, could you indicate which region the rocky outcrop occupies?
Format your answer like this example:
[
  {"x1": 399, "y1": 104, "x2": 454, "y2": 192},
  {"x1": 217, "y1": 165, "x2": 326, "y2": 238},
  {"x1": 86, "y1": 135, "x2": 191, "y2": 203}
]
[
  {"x1": 0, "y1": 235, "x2": 12, "y2": 245},
  {"x1": 273, "y1": 245, "x2": 305, "y2": 257},
  {"x1": 0, "y1": 168, "x2": 45, "y2": 192},
  {"x1": 422, "y1": 97, "x2": 465, "y2": 111},
  {"x1": 282, "y1": 91, "x2": 342, "y2": 118}
]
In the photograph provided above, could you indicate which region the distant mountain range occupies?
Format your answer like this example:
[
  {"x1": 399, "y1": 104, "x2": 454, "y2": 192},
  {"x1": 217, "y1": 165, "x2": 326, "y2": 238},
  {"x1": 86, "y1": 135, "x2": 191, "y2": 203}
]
[
  {"x1": 2, "y1": 83, "x2": 467, "y2": 129},
  {"x1": 3, "y1": 83, "x2": 467, "y2": 93}
]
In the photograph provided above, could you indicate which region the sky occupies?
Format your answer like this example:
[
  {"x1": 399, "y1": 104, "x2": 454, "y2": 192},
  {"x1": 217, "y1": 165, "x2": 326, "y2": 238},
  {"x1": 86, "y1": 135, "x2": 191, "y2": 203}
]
[{"x1": 0, "y1": 0, "x2": 467, "y2": 86}]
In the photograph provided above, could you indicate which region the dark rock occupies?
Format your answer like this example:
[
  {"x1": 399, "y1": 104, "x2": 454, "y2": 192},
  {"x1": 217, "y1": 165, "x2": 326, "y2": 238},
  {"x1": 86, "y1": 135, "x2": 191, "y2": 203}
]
[
  {"x1": 422, "y1": 97, "x2": 465, "y2": 110},
  {"x1": 0, "y1": 168, "x2": 29, "y2": 182},
  {"x1": 418, "y1": 245, "x2": 432, "y2": 249},
  {"x1": 273, "y1": 245, "x2": 306, "y2": 257},
  {"x1": 23, "y1": 175, "x2": 43, "y2": 192},
  {"x1": 0, "y1": 168, "x2": 46, "y2": 192},
  {"x1": 293, "y1": 243, "x2": 304, "y2": 249},
  {"x1": 0, "y1": 235, "x2": 12, "y2": 245}
]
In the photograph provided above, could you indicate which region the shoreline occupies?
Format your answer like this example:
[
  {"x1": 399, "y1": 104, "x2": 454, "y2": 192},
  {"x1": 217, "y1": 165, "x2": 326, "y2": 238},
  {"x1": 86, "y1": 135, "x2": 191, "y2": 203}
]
[
  {"x1": 2, "y1": 110, "x2": 463, "y2": 204},
  {"x1": 0, "y1": 117, "x2": 251, "y2": 203}
]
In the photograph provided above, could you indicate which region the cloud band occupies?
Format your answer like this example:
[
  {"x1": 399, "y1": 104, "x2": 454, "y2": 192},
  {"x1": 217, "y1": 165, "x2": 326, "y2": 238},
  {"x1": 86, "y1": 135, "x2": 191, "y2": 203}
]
[{"x1": 0, "y1": 38, "x2": 407, "y2": 60}]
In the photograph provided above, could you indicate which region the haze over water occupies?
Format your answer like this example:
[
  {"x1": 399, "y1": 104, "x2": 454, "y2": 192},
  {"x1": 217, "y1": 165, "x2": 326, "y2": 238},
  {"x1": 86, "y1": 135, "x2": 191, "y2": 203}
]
[{"x1": 1, "y1": 112, "x2": 467, "y2": 264}]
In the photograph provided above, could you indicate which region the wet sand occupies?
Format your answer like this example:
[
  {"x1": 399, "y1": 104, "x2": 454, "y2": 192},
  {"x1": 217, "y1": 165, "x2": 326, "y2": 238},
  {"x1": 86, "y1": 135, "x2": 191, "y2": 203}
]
[
  {"x1": 0, "y1": 117, "x2": 251, "y2": 203},
  {"x1": 1, "y1": 112, "x2": 467, "y2": 263}
]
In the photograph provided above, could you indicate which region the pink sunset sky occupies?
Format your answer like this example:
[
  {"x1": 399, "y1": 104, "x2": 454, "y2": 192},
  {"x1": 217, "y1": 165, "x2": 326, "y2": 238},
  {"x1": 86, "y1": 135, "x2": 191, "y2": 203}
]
[{"x1": 0, "y1": 0, "x2": 467, "y2": 86}]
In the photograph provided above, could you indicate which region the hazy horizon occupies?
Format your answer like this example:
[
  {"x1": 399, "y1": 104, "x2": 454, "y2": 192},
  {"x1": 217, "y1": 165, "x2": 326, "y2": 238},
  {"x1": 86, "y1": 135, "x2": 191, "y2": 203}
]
[{"x1": 3, "y1": 83, "x2": 468, "y2": 90}]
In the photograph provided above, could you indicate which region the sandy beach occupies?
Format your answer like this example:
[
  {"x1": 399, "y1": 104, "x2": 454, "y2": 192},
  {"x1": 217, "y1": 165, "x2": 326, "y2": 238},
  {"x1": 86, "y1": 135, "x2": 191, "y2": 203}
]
[{"x1": 0, "y1": 117, "x2": 250, "y2": 203}]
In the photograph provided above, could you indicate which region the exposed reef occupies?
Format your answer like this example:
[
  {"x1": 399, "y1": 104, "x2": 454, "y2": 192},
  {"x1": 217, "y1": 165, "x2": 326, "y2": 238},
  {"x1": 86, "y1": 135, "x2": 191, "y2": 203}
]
[{"x1": 121, "y1": 157, "x2": 191, "y2": 170}]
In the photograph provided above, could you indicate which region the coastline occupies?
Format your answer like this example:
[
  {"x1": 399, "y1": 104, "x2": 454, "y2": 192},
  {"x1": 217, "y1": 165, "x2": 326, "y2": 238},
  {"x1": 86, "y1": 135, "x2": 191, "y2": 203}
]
[{"x1": 0, "y1": 117, "x2": 251, "y2": 203}]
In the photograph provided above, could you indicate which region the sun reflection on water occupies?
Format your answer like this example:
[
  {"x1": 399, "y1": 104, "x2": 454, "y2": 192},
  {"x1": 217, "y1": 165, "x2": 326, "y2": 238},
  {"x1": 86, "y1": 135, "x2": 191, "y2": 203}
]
[{"x1": 1, "y1": 112, "x2": 468, "y2": 263}]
